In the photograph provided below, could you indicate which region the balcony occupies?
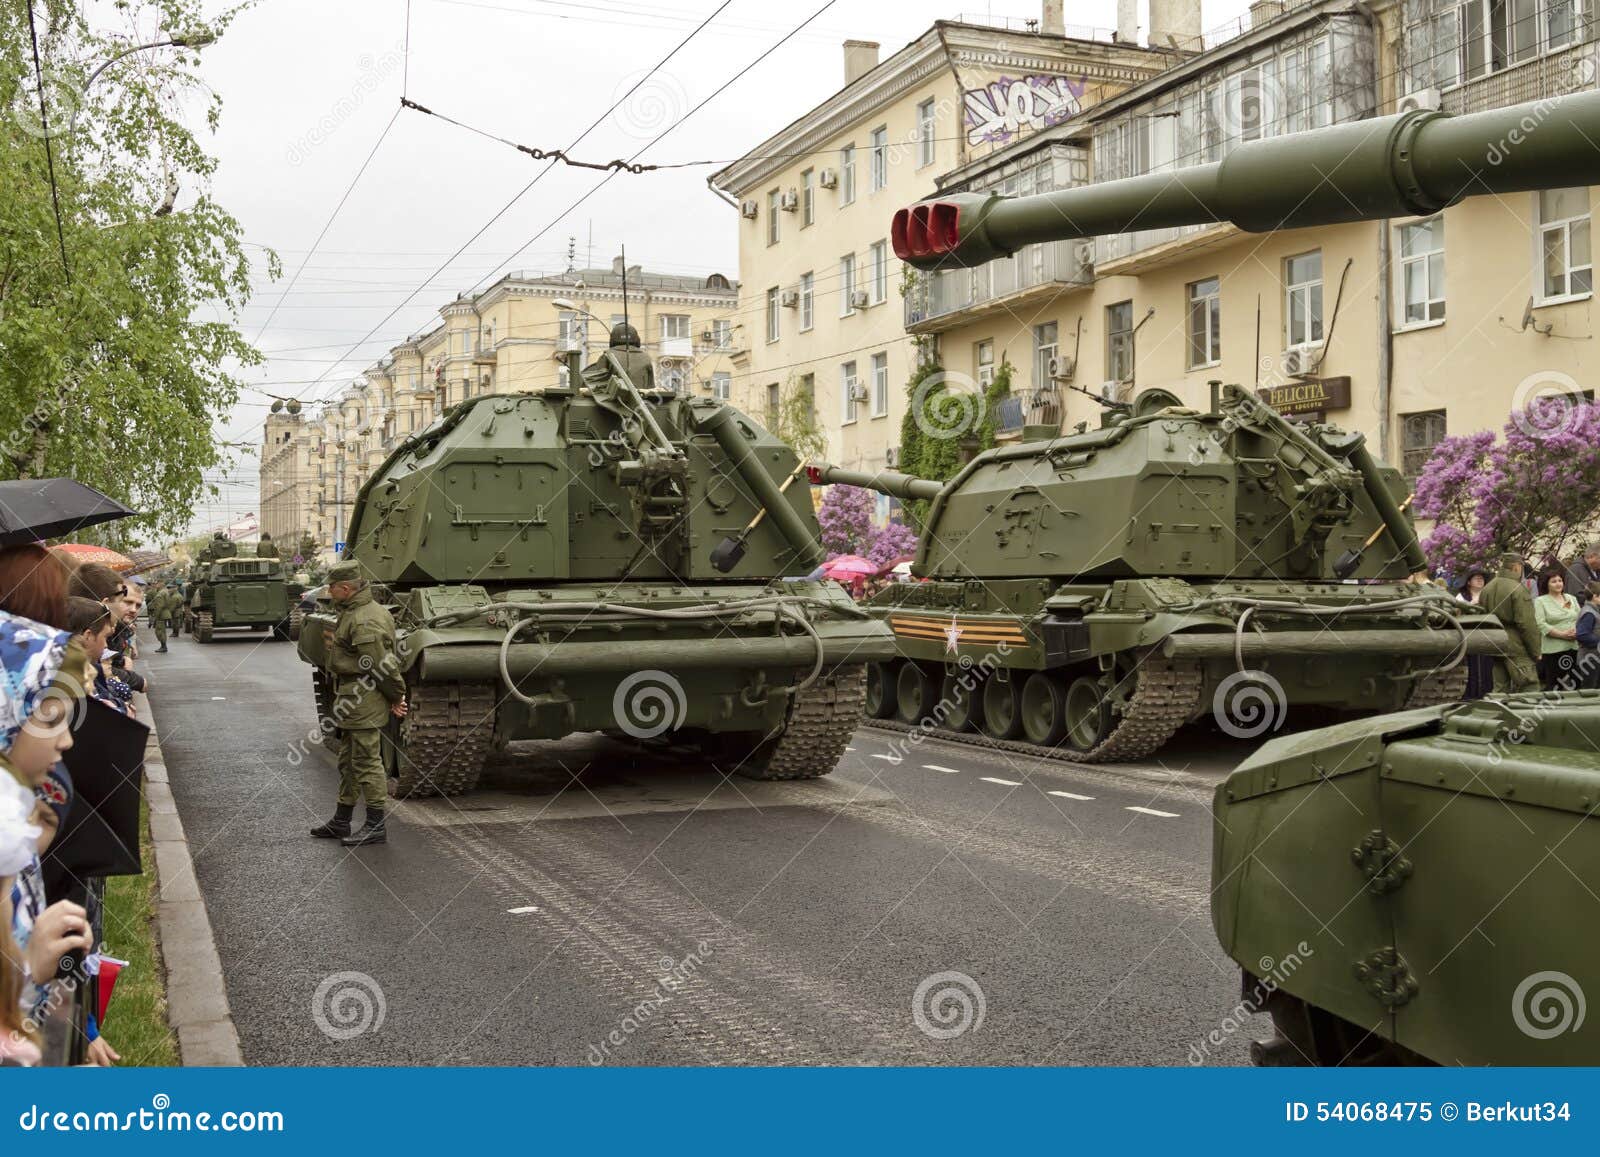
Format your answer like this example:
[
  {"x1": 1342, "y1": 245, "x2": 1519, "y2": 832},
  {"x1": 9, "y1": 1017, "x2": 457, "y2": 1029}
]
[
  {"x1": 658, "y1": 335, "x2": 693, "y2": 358},
  {"x1": 1094, "y1": 221, "x2": 1239, "y2": 276},
  {"x1": 472, "y1": 341, "x2": 497, "y2": 364},
  {"x1": 1439, "y1": 40, "x2": 1597, "y2": 116},
  {"x1": 904, "y1": 239, "x2": 1092, "y2": 334}
]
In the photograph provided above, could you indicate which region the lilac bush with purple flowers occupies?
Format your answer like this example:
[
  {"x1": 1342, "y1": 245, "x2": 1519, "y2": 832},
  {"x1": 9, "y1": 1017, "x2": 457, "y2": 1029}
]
[
  {"x1": 816, "y1": 483, "x2": 918, "y2": 565},
  {"x1": 1414, "y1": 399, "x2": 1600, "y2": 576}
]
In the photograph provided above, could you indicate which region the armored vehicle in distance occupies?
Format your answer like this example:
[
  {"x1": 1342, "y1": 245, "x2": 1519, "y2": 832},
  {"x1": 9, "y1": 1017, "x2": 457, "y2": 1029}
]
[
  {"x1": 296, "y1": 324, "x2": 893, "y2": 797},
  {"x1": 185, "y1": 543, "x2": 297, "y2": 643}
]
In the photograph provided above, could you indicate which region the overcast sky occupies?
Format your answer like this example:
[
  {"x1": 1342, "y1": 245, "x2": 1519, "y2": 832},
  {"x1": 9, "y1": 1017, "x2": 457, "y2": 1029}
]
[{"x1": 176, "y1": 0, "x2": 1254, "y2": 534}]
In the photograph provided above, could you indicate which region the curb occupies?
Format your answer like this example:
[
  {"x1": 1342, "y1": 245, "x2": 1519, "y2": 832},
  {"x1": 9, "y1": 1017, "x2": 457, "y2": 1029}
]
[{"x1": 136, "y1": 687, "x2": 244, "y2": 1066}]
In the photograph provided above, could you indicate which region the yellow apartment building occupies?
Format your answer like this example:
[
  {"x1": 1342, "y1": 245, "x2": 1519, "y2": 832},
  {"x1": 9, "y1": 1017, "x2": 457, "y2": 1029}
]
[
  {"x1": 262, "y1": 256, "x2": 738, "y2": 551},
  {"x1": 720, "y1": 0, "x2": 1600, "y2": 511},
  {"x1": 710, "y1": 14, "x2": 1180, "y2": 481}
]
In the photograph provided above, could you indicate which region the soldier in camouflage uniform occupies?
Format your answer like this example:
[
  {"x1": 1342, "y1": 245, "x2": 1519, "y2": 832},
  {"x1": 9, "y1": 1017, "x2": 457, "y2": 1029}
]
[
  {"x1": 255, "y1": 532, "x2": 279, "y2": 560},
  {"x1": 149, "y1": 584, "x2": 171, "y2": 652},
  {"x1": 167, "y1": 581, "x2": 185, "y2": 637},
  {"x1": 309, "y1": 559, "x2": 408, "y2": 847},
  {"x1": 1480, "y1": 552, "x2": 1541, "y2": 694}
]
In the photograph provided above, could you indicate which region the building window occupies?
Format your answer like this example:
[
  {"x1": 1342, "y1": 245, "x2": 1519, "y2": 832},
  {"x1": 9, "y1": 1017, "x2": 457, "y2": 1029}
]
[
  {"x1": 711, "y1": 319, "x2": 732, "y2": 349},
  {"x1": 766, "y1": 287, "x2": 780, "y2": 343},
  {"x1": 1033, "y1": 322, "x2": 1058, "y2": 390},
  {"x1": 800, "y1": 272, "x2": 814, "y2": 331},
  {"x1": 1401, "y1": 409, "x2": 1448, "y2": 484},
  {"x1": 1537, "y1": 187, "x2": 1592, "y2": 302},
  {"x1": 1187, "y1": 277, "x2": 1221, "y2": 368},
  {"x1": 799, "y1": 372, "x2": 815, "y2": 410},
  {"x1": 917, "y1": 98, "x2": 936, "y2": 168},
  {"x1": 766, "y1": 382, "x2": 780, "y2": 426},
  {"x1": 839, "y1": 253, "x2": 856, "y2": 316},
  {"x1": 839, "y1": 144, "x2": 856, "y2": 205},
  {"x1": 1285, "y1": 250, "x2": 1324, "y2": 348},
  {"x1": 800, "y1": 168, "x2": 815, "y2": 226},
  {"x1": 766, "y1": 189, "x2": 780, "y2": 246},
  {"x1": 841, "y1": 360, "x2": 860, "y2": 424},
  {"x1": 869, "y1": 240, "x2": 888, "y2": 304},
  {"x1": 1226, "y1": 67, "x2": 1267, "y2": 143},
  {"x1": 710, "y1": 372, "x2": 731, "y2": 401},
  {"x1": 871, "y1": 351, "x2": 888, "y2": 418},
  {"x1": 1398, "y1": 218, "x2": 1446, "y2": 326},
  {"x1": 975, "y1": 340, "x2": 995, "y2": 386},
  {"x1": 1106, "y1": 301, "x2": 1134, "y2": 383},
  {"x1": 558, "y1": 310, "x2": 582, "y2": 351},
  {"x1": 870, "y1": 125, "x2": 888, "y2": 191},
  {"x1": 661, "y1": 314, "x2": 690, "y2": 341},
  {"x1": 1458, "y1": 0, "x2": 1542, "y2": 81}
]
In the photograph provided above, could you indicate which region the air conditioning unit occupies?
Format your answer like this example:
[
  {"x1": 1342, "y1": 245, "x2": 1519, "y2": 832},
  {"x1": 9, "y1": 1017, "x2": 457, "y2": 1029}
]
[
  {"x1": 849, "y1": 384, "x2": 870, "y2": 403},
  {"x1": 885, "y1": 447, "x2": 899, "y2": 467},
  {"x1": 780, "y1": 289, "x2": 800, "y2": 308},
  {"x1": 1282, "y1": 346, "x2": 1316, "y2": 376},
  {"x1": 850, "y1": 291, "x2": 870, "y2": 309},
  {"x1": 740, "y1": 199, "x2": 759, "y2": 219},
  {"x1": 819, "y1": 168, "x2": 839, "y2": 189},
  {"x1": 1397, "y1": 88, "x2": 1441, "y2": 115},
  {"x1": 1048, "y1": 355, "x2": 1076, "y2": 381},
  {"x1": 1074, "y1": 241, "x2": 1096, "y2": 267},
  {"x1": 1100, "y1": 380, "x2": 1125, "y2": 403},
  {"x1": 701, "y1": 330, "x2": 714, "y2": 344},
  {"x1": 780, "y1": 189, "x2": 799, "y2": 211}
]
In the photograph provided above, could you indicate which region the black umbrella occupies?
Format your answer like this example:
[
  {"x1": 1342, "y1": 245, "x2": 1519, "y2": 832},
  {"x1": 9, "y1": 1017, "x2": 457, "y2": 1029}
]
[{"x1": 0, "y1": 478, "x2": 135, "y2": 547}]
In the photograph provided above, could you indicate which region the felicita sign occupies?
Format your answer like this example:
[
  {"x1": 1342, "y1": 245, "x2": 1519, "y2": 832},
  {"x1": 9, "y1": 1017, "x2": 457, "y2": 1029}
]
[{"x1": 1256, "y1": 376, "x2": 1351, "y2": 418}]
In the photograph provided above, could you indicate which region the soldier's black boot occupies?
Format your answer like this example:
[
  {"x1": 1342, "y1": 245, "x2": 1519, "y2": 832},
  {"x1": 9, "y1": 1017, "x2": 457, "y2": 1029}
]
[
  {"x1": 340, "y1": 808, "x2": 387, "y2": 847},
  {"x1": 156, "y1": 644, "x2": 168, "y2": 653},
  {"x1": 309, "y1": 803, "x2": 354, "y2": 839}
]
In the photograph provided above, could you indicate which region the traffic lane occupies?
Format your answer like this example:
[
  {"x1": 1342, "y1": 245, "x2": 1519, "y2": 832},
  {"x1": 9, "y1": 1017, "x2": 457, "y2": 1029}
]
[{"x1": 146, "y1": 633, "x2": 633, "y2": 1065}]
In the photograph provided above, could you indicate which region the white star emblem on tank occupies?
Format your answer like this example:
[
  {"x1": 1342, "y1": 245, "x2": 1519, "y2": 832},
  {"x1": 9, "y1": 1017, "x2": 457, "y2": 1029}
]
[{"x1": 944, "y1": 616, "x2": 963, "y2": 652}]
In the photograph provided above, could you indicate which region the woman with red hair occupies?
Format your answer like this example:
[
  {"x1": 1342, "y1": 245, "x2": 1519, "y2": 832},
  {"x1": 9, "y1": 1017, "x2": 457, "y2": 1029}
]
[{"x1": 0, "y1": 546, "x2": 69, "y2": 630}]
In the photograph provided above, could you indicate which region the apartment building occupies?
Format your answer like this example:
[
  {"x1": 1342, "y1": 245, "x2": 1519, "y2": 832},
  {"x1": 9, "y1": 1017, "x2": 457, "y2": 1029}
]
[
  {"x1": 710, "y1": 12, "x2": 1178, "y2": 475},
  {"x1": 262, "y1": 256, "x2": 738, "y2": 551}
]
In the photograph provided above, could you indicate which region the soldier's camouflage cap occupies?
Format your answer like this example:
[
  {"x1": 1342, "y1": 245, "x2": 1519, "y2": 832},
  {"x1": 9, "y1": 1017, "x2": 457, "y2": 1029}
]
[{"x1": 326, "y1": 560, "x2": 368, "y2": 583}]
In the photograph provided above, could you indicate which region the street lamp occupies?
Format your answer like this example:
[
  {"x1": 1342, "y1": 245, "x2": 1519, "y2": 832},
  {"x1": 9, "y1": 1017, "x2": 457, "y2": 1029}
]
[{"x1": 82, "y1": 29, "x2": 218, "y2": 92}]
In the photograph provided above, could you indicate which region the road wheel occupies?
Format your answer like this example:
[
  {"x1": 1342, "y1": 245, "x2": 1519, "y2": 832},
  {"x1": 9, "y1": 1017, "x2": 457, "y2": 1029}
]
[
  {"x1": 393, "y1": 681, "x2": 495, "y2": 797},
  {"x1": 980, "y1": 671, "x2": 1024, "y2": 740},
  {"x1": 895, "y1": 661, "x2": 937, "y2": 725},
  {"x1": 941, "y1": 667, "x2": 985, "y2": 733},
  {"x1": 1021, "y1": 671, "x2": 1068, "y2": 747},
  {"x1": 864, "y1": 661, "x2": 897, "y2": 719},
  {"x1": 1063, "y1": 675, "x2": 1113, "y2": 753}
]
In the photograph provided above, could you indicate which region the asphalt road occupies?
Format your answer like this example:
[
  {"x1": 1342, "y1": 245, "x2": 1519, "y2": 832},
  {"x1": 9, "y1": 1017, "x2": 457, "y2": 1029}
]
[{"x1": 143, "y1": 623, "x2": 1273, "y2": 1067}]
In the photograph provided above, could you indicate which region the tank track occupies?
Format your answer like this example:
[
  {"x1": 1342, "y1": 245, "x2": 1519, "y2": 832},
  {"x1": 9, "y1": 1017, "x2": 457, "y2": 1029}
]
[
  {"x1": 195, "y1": 610, "x2": 213, "y2": 643},
  {"x1": 287, "y1": 607, "x2": 305, "y2": 641},
  {"x1": 394, "y1": 681, "x2": 497, "y2": 798},
  {"x1": 311, "y1": 669, "x2": 341, "y2": 754},
  {"x1": 736, "y1": 665, "x2": 866, "y2": 780},
  {"x1": 866, "y1": 656, "x2": 1203, "y2": 765},
  {"x1": 1402, "y1": 663, "x2": 1468, "y2": 709}
]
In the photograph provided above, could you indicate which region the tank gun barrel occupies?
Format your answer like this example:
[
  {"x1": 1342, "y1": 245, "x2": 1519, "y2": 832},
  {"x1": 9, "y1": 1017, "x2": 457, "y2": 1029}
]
[
  {"x1": 806, "y1": 463, "x2": 946, "y2": 503},
  {"x1": 895, "y1": 90, "x2": 1600, "y2": 269}
]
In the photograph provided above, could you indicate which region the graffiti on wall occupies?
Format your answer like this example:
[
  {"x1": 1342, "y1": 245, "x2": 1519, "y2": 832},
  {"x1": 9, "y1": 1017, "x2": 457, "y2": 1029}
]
[{"x1": 963, "y1": 75, "x2": 1087, "y2": 146}]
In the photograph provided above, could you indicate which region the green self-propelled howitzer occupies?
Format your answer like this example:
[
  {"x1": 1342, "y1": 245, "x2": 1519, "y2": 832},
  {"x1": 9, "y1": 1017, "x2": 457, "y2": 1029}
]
[
  {"x1": 813, "y1": 383, "x2": 1506, "y2": 762},
  {"x1": 185, "y1": 538, "x2": 297, "y2": 643},
  {"x1": 296, "y1": 326, "x2": 893, "y2": 796}
]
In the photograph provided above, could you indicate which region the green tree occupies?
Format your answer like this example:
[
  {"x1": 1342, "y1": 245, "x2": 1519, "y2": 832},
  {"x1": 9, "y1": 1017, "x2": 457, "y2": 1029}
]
[
  {"x1": 896, "y1": 343, "x2": 966, "y2": 527},
  {"x1": 0, "y1": 1, "x2": 272, "y2": 542},
  {"x1": 768, "y1": 371, "x2": 828, "y2": 463}
]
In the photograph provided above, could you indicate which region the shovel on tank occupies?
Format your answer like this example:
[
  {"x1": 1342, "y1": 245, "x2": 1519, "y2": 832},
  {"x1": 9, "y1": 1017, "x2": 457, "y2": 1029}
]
[
  {"x1": 1332, "y1": 493, "x2": 1415, "y2": 580},
  {"x1": 710, "y1": 462, "x2": 810, "y2": 574}
]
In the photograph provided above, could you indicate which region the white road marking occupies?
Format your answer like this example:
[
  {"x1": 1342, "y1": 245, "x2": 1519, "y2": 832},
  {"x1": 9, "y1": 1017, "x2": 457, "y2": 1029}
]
[
  {"x1": 980, "y1": 776, "x2": 1022, "y2": 786},
  {"x1": 845, "y1": 746, "x2": 856, "y2": 752},
  {"x1": 506, "y1": 906, "x2": 540, "y2": 914},
  {"x1": 922, "y1": 764, "x2": 963, "y2": 774},
  {"x1": 1125, "y1": 806, "x2": 1180, "y2": 818},
  {"x1": 210, "y1": 696, "x2": 226, "y2": 701},
  {"x1": 1048, "y1": 790, "x2": 1095, "y2": 801},
  {"x1": 870, "y1": 753, "x2": 902, "y2": 764}
]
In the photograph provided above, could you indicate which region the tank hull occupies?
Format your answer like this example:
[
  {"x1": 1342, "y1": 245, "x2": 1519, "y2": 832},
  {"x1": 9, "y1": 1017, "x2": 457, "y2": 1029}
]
[
  {"x1": 860, "y1": 577, "x2": 1503, "y2": 759},
  {"x1": 185, "y1": 559, "x2": 293, "y2": 641},
  {"x1": 1212, "y1": 693, "x2": 1600, "y2": 1065}
]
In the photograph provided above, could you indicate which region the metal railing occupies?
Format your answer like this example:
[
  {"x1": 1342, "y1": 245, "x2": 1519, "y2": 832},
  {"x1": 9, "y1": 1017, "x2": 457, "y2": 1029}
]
[{"x1": 905, "y1": 238, "x2": 1093, "y2": 329}]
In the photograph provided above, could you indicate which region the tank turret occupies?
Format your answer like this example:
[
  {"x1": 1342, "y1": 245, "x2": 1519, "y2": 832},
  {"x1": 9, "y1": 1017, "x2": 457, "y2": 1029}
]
[
  {"x1": 298, "y1": 341, "x2": 892, "y2": 796},
  {"x1": 894, "y1": 91, "x2": 1600, "y2": 268}
]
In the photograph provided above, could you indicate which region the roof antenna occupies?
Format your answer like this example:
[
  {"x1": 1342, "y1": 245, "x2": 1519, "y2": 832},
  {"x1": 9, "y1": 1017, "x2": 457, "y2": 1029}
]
[{"x1": 620, "y1": 243, "x2": 630, "y2": 334}]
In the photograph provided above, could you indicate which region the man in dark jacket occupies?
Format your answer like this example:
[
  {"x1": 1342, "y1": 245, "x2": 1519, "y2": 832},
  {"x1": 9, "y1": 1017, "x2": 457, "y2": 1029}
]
[
  {"x1": 1480, "y1": 553, "x2": 1541, "y2": 693},
  {"x1": 1566, "y1": 544, "x2": 1600, "y2": 595}
]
